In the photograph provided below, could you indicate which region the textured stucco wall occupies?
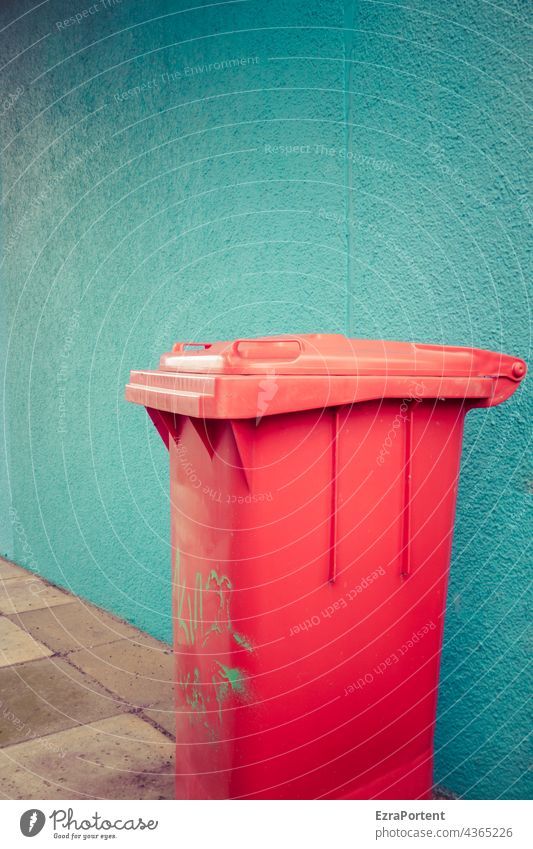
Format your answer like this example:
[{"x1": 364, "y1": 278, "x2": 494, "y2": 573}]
[
  {"x1": 343, "y1": 2, "x2": 532, "y2": 801},
  {"x1": 0, "y1": 0, "x2": 530, "y2": 799}
]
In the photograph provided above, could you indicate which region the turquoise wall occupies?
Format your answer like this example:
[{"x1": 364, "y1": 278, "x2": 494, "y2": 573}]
[{"x1": 1, "y1": 0, "x2": 530, "y2": 799}]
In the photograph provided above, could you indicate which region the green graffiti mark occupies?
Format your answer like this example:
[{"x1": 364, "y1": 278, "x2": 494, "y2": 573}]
[
  {"x1": 175, "y1": 548, "x2": 191, "y2": 646},
  {"x1": 232, "y1": 632, "x2": 254, "y2": 653},
  {"x1": 174, "y1": 549, "x2": 238, "y2": 649},
  {"x1": 178, "y1": 667, "x2": 207, "y2": 725},
  {"x1": 212, "y1": 672, "x2": 230, "y2": 723},
  {"x1": 215, "y1": 662, "x2": 247, "y2": 695},
  {"x1": 175, "y1": 549, "x2": 254, "y2": 653},
  {"x1": 201, "y1": 568, "x2": 232, "y2": 646},
  {"x1": 179, "y1": 662, "x2": 248, "y2": 731},
  {"x1": 174, "y1": 549, "x2": 253, "y2": 735}
]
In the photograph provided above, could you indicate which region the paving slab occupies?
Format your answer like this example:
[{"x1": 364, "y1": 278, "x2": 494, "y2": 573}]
[
  {"x1": 0, "y1": 559, "x2": 29, "y2": 581},
  {"x1": 0, "y1": 714, "x2": 175, "y2": 799},
  {"x1": 0, "y1": 576, "x2": 72, "y2": 615},
  {"x1": 67, "y1": 638, "x2": 174, "y2": 710},
  {"x1": 7, "y1": 600, "x2": 144, "y2": 654},
  {"x1": 0, "y1": 617, "x2": 52, "y2": 668},
  {"x1": 143, "y1": 706, "x2": 176, "y2": 739},
  {"x1": 0, "y1": 657, "x2": 125, "y2": 747}
]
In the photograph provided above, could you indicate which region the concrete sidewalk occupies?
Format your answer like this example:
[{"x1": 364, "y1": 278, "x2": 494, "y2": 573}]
[
  {"x1": 0, "y1": 557, "x2": 457, "y2": 801},
  {"x1": 0, "y1": 558, "x2": 175, "y2": 800}
]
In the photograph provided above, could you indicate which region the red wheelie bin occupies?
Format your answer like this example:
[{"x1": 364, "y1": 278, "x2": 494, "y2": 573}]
[{"x1": 125, "y1": 334, "x2": 526, "y2": 799}]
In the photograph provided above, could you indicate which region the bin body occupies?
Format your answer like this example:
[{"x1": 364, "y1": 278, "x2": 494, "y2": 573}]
[{"x1": 125, "y1": 334, "x2": 526, "y2": 799}]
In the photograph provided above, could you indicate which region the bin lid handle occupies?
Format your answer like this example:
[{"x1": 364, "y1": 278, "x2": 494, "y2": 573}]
[
  {"x1": 230, "y1": 338, "x2": 303, "y2": 361},
  {"x1": 171, "y1": 342, "x2": 212, "y2": 353}
]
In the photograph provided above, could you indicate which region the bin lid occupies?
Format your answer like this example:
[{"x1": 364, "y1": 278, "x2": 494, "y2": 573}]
[
  {"x1": 126, "y1": 334, "x2": 526, "y2": 419},
  {"x1": 158, "y1": 334, "x2": 526, "y2": 379}
]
